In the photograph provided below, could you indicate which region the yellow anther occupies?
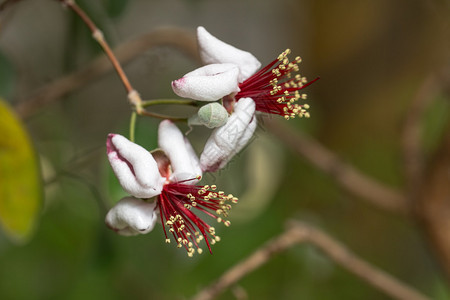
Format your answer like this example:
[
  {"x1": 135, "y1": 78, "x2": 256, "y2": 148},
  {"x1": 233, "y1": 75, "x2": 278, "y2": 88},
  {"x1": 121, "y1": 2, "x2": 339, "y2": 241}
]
[
  {"x1": 165, "y1": 239, "x2": 171, "y2": 244},
  {"x1": 197, "y1": 248, "x2": 203, "y2": 254},
  {"x1": 224, "y1": 220, "x2": 231, "y2": 227},
  {"x1": 215, "y1": 236, "x2": 221, "y2": 242}
]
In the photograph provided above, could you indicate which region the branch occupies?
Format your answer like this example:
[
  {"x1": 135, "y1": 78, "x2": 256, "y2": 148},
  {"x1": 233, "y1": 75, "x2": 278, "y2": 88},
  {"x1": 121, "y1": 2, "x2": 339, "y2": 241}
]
[
  {"x1": 14, "y1": 26, "x2": 198, "y2": 118},
  {"x1": 192, "y1": 221, "x2": 431, "y2": 300},
  {"x1": 418, "y1": 122, "x2": 450, "y2": 279},
  {"x1": 265, "y1": 119, "x2": 409, "y2": 214},
  {"x1": 401, "y1": 74, "x2": 439, "y2": 201}
]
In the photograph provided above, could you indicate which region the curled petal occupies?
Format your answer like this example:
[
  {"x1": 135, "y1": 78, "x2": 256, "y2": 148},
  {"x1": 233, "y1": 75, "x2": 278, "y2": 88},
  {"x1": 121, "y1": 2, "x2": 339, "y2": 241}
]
[
  {"x1": 158, "y1": 120, "x2": 202, "y2": 183},
  {"x1": 200, "y1": 98, "x2": 256, "y2": 172},
  {"x1": 171, "y1": 63, "x2": 240, "y2": 101},
  {"x1": 197, "y1": 26, "x2": 261, "y2": 82},
  {"x1": 107, "y1": 134, "x2": 165, "y2": 199},
  {"x1": 105, "y1": 197, "x2": 158, "y2": 236}
]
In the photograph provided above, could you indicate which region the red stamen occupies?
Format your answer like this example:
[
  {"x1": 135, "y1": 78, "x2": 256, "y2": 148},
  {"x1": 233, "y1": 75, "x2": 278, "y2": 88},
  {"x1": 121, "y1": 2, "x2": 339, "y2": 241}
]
[
  {"x1": 157, "y1": 181, "x2": 237, "y2": 257},
  {"x1": 235, "y1": 49, "x2": 318, "y2": 120}
]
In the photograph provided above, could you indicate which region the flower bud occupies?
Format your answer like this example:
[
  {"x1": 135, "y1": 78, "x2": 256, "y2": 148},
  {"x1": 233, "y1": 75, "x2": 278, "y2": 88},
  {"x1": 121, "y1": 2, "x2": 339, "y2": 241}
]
[{"x1": 189, "y1": 103, "x2": 229, "y2": 129}]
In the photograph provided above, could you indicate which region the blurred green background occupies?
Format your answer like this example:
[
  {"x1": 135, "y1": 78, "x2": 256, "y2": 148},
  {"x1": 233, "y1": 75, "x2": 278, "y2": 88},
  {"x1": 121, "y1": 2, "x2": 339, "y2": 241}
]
[{"x1": 0, "y1": 0, "x2": 449, "y2": 299}]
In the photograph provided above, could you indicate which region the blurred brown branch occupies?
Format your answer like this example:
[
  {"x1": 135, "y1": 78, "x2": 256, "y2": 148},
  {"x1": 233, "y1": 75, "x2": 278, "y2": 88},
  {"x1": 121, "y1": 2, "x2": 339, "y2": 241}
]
[
  {"x1": 14, "y1": 26, "x2": 199, "y2": 118},
  {"x1": 418, "y1": 122, "x2": 450, "y2": 280},
  {"x1": 401, "y1": 69, "x2": 450, "y2": 278},
  {"x1": 266, "y1": 119, "x2": 409, "y2": 214},
  {"x1": 401, "y1": 74, "x2": 440, "y2": 202},
  {"x1": 192, "y1": 220, "x2": 430, "y2": 300}
]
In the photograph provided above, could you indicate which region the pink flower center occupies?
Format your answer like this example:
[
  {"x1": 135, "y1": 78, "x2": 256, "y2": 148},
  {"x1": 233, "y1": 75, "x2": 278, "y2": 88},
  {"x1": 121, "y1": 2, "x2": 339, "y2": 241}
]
[
  {"x1": 235, "y1": 49, "x2": 319, "y2": 120},
  {"x1": 157, "y1": 177, "x2": 237, "y2": 257}
]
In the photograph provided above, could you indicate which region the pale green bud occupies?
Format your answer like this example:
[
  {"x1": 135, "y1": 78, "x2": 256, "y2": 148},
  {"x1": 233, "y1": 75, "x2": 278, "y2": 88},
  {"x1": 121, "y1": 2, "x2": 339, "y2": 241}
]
[{"x1": 188, "y1": 103, "x2": 229, "y2": 128}]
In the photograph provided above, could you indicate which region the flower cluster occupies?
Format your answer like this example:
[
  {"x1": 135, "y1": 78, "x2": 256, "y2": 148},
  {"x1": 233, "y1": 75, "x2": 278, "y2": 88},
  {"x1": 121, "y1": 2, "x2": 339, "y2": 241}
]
[
  {"x1": 172, "y1": 26, "x2": 317, "y2": 172},
  {"x1": 106, "y1": 121, "x2": 237, "y2": 256},
  {"x1": 105, "y1": 26, "x2": 316, "y2": 256}
]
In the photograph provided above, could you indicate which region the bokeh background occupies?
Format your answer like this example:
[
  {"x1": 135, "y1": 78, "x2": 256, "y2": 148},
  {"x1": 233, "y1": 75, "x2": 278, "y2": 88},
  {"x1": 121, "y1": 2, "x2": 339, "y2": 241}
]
[{"x1": 0, "y1": 0, "x2": 449, "y2": 299}]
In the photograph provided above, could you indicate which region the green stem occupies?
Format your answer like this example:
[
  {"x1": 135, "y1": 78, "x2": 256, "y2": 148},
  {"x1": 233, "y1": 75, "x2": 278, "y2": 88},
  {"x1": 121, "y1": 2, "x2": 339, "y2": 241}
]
[
  {"x1": 141, "y1": 99, "x2": 199, "y2": 107},
  {"x1": 139, "y1": 109, "x2": 188, "y2": 122},
  {"x1": 129, "y1": 111, "x2": 137, "y2": 142}
]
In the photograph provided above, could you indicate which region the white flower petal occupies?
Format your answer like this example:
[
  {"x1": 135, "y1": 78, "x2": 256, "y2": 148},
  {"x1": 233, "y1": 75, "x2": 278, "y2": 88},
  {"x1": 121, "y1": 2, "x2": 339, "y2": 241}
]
[
  {"x1": 197, "y1": 26, "x2": 261, "y2": 82},
  {"x1": 200, "y1": 98, "x2": 256, "y2": 172},
  {"x1": 105, "y1": 197, "x2": 158, "y2": 236},
  {"x1": 233, "y1": 112, "x2": 257, "y2": 155},
  {"x1": 171, "y1": 63, "x2": 240, "y2": 101},
  {"x1": 158, "y1": 120, "x2": 202, "y2": 183},
  {"x1": 184, "y1": 137, "x2": 203, "y2": 178},
  {"x1": 107, "y1": 134, "x2": 165, "y2": 199}
]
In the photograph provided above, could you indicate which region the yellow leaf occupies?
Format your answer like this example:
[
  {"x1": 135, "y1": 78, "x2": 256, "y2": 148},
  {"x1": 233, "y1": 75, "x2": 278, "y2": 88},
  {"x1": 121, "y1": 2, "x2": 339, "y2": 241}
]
[{"x1": 0, "y1": 99, "x2": 42, "y2": 243}]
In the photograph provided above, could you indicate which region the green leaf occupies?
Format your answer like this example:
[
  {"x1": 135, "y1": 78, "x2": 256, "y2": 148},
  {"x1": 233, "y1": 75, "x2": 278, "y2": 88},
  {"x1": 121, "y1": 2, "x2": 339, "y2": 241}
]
[{"x1": 0, "y1": 99, "x2": 42, "y2": 243}]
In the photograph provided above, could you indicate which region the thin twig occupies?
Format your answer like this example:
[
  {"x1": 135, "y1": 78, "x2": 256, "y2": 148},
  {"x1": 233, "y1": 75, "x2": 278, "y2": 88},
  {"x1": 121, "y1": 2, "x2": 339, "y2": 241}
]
[
  {"x1": 192, "y1": 221, "x2": 431, "y2": 300},
  {"x1": 139, "y1": 109, "x2": 187, "y2": 122},
  {"x1": 14, "y1": 26, "x2": 198, "y2": 118},
  {"x1": 58, "y1": 0, "x2": 134, "y2": 95},
  {"x1": 265, "y1": 119, "x2": 409, "y2": 214}
]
